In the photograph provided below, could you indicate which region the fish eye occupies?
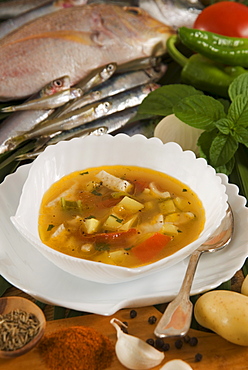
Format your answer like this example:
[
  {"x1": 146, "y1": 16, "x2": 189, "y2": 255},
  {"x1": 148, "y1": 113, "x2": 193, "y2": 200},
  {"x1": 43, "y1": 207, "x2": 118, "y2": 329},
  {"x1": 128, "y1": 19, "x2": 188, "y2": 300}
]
[
  {"x1": 53, "y1": 79, "x2": 63, "y2": 87},
  {"x1": 124, "y1": 7, "x2": 141, "y2": 16},
  {"x1": 107, "y1": 64, "x2": 115, "y2": 71}
]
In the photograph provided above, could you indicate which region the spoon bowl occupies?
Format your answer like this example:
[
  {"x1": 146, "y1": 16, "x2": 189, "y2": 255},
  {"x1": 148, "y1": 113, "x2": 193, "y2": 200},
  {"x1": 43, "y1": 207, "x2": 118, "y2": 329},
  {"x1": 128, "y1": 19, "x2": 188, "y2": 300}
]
[
  {"x1": 0, "y1": 296, "x2": 46, "y2": 359},
  {"x1": 154, "y1": 204, "x2": 234, "y2": 338}
]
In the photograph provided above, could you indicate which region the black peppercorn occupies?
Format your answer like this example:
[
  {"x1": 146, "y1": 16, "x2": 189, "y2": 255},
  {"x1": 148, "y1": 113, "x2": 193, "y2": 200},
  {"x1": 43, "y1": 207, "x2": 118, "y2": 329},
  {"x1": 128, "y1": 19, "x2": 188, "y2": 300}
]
[
  {"x1": 129, "y1": 309, "x2": 137, "y2": 319},
  {"x1": 148, "y1": 315, "x2": 157, "y2": 325},
  {"x1": 189, "y1": 337, "x2": 198, "y2": 346},
  {"x1": 146, "y1": 338, "x2": 155, "y2": 347},
  {"x1": 162, "y1": 342, "x2": 170, "y2": 352},
  {"x1": 175, "y1": 339, "x2": 183, "y2": 349},
  {"x1": 195, "y1": 353, "x2": 203, "y2": 362},
  {"x1": 155, "y1": 338, "x2": 165, "y2": 350},
  {"x1": 183, "y1": 334, "x2": 191, "y2": 343}
]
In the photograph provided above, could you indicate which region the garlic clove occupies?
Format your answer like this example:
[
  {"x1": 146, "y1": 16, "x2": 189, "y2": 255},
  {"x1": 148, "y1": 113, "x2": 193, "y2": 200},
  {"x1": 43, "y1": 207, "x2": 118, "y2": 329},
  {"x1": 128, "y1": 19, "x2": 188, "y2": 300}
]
[
  {"x1": 110, "y1": 318, "x2": 164, "y2": 370},
  {"x1": 154, "y1": 114, "x2": 203, "y2": 155},
  {"x1": 159, "y1": 359, "x2": 193, "y2": 370}
]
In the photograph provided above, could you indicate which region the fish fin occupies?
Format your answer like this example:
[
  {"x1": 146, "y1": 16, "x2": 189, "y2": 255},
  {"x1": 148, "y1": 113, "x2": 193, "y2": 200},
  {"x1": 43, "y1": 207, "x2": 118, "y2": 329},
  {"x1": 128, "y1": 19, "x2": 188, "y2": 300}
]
[{"x1": 6, "y1": 30, "x2": 98, "y2": 46}]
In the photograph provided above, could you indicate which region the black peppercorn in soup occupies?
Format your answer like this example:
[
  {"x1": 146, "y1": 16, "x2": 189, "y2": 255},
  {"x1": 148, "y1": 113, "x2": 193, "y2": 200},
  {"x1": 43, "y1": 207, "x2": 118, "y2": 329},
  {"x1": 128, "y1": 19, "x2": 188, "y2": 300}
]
[{"x1": 38, "y1": 165, "x2": 205, "y2": 268}]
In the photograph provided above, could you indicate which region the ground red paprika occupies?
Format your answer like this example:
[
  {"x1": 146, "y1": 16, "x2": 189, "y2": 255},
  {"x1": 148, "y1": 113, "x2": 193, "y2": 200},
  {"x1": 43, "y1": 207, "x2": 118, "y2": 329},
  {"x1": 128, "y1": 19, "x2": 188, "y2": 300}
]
[{"x1": 38, "y1": 326, "x2": 115, "y2": 370}]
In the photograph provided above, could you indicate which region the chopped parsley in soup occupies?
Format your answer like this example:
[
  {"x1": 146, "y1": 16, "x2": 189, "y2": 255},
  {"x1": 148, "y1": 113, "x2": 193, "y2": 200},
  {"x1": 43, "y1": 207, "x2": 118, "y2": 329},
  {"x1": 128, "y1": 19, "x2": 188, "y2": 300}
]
[{"x1": 38, "y1": 165, "x2": 205, "y2": 268}]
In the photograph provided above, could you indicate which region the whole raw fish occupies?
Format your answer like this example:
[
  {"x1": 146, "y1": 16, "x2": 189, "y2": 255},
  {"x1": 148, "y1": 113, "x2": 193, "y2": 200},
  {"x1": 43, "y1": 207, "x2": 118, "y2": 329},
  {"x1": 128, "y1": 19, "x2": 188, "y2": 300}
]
[
  {"x1": 0, "y1": 3, "x2": 174, "y2": 100},
  {"x1": 2, "y1": 88, "x2": 82, "y2": 112},
  {"x1": 15, "y1": 126, "x2": 108, "y2": 161},
  {"x1": 0, "y1": 0, "x2": 88, "y2": 39},
  {"x1": 0, "y1": 0, "x2": 52, "y2": 19},
  {"x1": 54, "y1": 64, "x2": 165, "y2": 116},
  {"x1": 0, "y1": 76, "x2": 71, "y2": 153},
  {"x1": 7, "y1": 101, "x2": 111, "y2": 148}
]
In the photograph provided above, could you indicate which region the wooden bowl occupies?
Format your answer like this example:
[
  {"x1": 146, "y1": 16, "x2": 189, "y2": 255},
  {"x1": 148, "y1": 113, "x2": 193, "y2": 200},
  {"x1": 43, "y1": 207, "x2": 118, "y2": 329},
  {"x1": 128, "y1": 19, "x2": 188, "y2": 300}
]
[{"x1": 0, "y1": 296, "x2": 46, "y2": 359}]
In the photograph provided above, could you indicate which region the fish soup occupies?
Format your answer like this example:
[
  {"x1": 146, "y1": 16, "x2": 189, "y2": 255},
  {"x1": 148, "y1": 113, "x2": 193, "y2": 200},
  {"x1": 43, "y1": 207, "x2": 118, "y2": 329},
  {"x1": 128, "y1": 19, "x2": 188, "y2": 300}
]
[{"x1": 38, "y1": 165, "x2": 205, "y2": 268}]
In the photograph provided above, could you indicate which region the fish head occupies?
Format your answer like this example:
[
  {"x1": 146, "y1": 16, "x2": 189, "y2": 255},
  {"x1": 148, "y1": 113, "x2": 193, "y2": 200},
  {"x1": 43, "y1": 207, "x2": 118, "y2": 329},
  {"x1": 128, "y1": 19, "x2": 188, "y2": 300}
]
[
  {"x1": 95, "y1": 101, "x2": 112, "y2": 117},
  {"x1": 100, "y1": 63, "x2": 117, "y2": 81},
  {"x1": 41, "y1": 75, "x2": 71, "y2": 96},
  {"x1": 121, "y1": 6, "x2": 175, "y2": 57}
]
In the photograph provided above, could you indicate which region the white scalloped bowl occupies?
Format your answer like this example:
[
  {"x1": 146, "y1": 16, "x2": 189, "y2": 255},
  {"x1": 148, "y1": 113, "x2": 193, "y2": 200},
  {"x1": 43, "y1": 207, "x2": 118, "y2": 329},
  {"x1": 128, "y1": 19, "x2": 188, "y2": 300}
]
[{"x1": 11, "y1": 134, "x2": 228, "y2": 284}]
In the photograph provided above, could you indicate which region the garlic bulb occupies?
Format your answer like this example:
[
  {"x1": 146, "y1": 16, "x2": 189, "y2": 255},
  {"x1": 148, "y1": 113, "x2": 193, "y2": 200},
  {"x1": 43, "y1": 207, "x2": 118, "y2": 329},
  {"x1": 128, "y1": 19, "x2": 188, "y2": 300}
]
[
  {"x1": 154, "y1": 114, "x2": 203, "y2": 155},
  {"x1": 160, "y1": 359, "x2": 193, "y2": 370},
  {"x1": 110, "y1": 318, "x2": 164, "y2": 370}
]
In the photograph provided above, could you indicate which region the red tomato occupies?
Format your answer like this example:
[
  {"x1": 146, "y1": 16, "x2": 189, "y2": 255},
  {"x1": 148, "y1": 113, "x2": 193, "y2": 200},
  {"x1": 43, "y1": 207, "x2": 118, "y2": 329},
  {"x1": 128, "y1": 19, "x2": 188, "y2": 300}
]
[{"x1": 193, "y1": 1, "x2": 248, "y2": 38}]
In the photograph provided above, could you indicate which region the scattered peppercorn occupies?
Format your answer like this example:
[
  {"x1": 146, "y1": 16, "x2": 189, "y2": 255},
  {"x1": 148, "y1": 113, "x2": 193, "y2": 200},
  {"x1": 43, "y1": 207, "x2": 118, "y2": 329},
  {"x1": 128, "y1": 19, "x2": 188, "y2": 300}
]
[
  {"x1": 148, "y1": 315, "x2": 157, "y2": 325},
  {"x1": 130, "y1": 309, "x2": 137, "y2": 319},
  {"x1": 183, "y1": 334, "x2": 191, "y2": 343},
  {"x1": 195, "y1": 353, "x2": 203, "y2": 362},
  {"x1": 189, "y1": 337, "x2": 198, "y2": 346},
  {"x1": 175, "y1": 339, "x2": 183, "y2": 349},
  {"x1": 146, "y1": 338, "x2": 155, "y2": 347},
  {"x1": 155, "y1": 338, "x2": 165, "y2": 351},
  {"x1": 162, "y1": 342, "x2": 170, "y2": 352}
]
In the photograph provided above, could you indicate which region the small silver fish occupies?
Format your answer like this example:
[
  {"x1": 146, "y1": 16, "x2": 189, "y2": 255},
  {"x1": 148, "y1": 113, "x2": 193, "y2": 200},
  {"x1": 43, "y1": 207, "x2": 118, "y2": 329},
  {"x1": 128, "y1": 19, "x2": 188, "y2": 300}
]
[
  {"x1": 102, "y1": 82, "x2": 160, "y2": 116},
  {"x1": 54, "y1": 64, "x2": 165, "y2": 117},
  {"x1": 15, "y1": 126, "x2": 108, "y2": 160},
  {"x1": 0, "y1": 75, "x2": 71, "y2": 153},
  {"x1": 7, "y1": 101, "x2": 112, "y2": 148},
  {"x1": 2, "y1": 88, "x2": 82, "y2": 112},
  {"x1": 51, "y1": 63, "x2": 117, "y2": 118},
  {"x1": 116, "y1": 56, "x2": 160, "y2": 73}
]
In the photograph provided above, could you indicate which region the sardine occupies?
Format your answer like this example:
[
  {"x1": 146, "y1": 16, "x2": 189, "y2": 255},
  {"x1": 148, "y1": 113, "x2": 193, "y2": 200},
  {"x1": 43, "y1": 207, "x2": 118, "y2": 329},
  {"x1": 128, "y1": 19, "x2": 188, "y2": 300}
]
[
  {"x1": 0, "y1": 0, "x2": 88, "y2": 39},
  {"x1": 56, "y1": 68, "x2": 164, "y2": 116},
  {"x1": 101, "y1": 82, "x2": 159, "y2": 116},
  {"x1": 0, "y1": 76, "x2": 71, "y2": 153},
  {"x1": 2, "y1": 88, "x2": 82, "y2": 112},
  {"x1": 15, "y1": 126, "x2": 108, "y2": 161},
  {"x1": 0, "y1": 0, "x2": 52, "y2": 19},
  {"x1": 7, "y1": 101, "x2": 112, "y2": 148},
  {"x1": 52, "y1": 62, "x2": 117, "y2": 118},
  {"x1": 139, "y1": 0, "x2": 203, "y2": 29},
  {"x1": 0, "y1": 4, "x2": 174, "y2": 100},
  {"x1": 47, "y1": 106, "x2": 139, "y2": 142}
]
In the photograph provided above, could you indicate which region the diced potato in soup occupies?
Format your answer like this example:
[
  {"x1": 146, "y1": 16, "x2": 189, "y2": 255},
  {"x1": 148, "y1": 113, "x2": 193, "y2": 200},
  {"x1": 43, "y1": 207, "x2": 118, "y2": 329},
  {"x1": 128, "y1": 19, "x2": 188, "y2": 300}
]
[{"x1": 38, "y1": 165, "x2": 205, "y2": 268}]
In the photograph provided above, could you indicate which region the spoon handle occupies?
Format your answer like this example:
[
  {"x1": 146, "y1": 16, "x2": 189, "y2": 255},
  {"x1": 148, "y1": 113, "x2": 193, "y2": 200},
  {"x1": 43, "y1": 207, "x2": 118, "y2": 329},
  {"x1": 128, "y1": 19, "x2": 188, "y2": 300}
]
[{"x1": 154, "y1": 249, "x2": 202, "y2": 338}]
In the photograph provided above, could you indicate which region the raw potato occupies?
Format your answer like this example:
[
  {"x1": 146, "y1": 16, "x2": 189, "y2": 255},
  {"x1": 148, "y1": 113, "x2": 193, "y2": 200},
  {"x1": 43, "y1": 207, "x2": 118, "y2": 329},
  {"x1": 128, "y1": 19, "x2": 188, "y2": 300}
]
[
  {"x1": 241, "y1": 274, "x2": 248, "y2": 296},
  {"x1": 194, "y1": 290, "x2": 248, "y2": 346}
]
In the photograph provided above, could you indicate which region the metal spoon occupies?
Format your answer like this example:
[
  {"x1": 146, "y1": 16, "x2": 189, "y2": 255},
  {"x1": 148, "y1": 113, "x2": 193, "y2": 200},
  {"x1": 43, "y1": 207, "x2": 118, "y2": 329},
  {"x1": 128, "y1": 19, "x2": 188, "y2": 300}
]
[{"x1": 154, "y1": 203, "x2": 234, "y2": 338}]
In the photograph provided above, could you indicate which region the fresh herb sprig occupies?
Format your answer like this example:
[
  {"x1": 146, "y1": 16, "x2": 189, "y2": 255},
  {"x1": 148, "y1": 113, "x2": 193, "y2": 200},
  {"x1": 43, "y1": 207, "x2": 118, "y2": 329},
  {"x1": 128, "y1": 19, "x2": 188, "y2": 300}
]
[{"x1": 138, "y1": 73, "x2": 248, "y2": 176}]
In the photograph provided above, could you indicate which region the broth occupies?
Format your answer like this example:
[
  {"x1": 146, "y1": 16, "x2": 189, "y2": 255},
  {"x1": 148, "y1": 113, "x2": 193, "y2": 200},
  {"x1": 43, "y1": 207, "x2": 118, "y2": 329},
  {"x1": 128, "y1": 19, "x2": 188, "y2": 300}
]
[{"x1": 38, "y1": 165, "x2": 205, "y2": 268}]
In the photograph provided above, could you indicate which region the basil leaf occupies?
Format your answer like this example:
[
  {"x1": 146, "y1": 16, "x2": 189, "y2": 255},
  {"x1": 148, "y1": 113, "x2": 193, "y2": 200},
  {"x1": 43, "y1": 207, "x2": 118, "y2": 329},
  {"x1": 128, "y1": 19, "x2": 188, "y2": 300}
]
[
  {"x1": 209, "y1": 134, "x2": 239, "y2": 167},
  {"x1": 174, "y1": 95, "x2": 226, "y2": 130},
  {"x1": 138, "y1": 84, "x2": 203, "y2": 117},
  {"x1": 215, "y1": 157, "x2": 235, "y2": 176},
  {"x1": 227, "y1": 95, "x2": 248, "y2": 128},
  {"x1": 197, "y1": 129, "x2": 219, "y2": 158},
  {"x1": 228, "y1": 73, "x2": 248, "y2": 101},
  {"x1": 232, "y1": 126, "x2": 248, "y2": 147},
  {"x1": 215, "y1": 118, "x2": 231, "y2": 135}
]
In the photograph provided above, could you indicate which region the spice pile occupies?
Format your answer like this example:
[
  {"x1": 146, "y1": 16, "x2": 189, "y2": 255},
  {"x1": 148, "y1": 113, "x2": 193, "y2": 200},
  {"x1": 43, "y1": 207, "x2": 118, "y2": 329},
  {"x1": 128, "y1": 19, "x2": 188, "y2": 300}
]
[
  {"x1": 38, "y1": 326, "x2": 115, "y2": 370},
  {"x1": 0, "y1": 309, "x2": 41, "y2": 351}
]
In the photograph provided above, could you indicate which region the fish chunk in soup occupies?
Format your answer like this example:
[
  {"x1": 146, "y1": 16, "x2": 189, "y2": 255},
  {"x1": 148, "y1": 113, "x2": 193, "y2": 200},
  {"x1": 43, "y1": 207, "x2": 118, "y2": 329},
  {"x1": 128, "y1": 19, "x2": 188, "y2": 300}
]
[{"x1": 38, "y1": 165, "x2": 205, "y2": 268}]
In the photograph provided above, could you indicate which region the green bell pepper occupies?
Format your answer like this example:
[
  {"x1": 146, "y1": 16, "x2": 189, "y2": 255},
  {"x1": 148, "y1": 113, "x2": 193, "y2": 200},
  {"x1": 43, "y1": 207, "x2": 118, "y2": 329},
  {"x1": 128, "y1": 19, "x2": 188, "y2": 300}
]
[{"x1": 166, "y1": 35, "x2": 247, "y2": 98}]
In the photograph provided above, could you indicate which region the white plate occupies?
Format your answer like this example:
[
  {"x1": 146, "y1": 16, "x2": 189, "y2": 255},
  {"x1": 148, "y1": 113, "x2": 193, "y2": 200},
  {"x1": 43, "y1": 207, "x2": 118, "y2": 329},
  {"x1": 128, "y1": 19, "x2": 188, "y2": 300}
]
[{"x1": 0, "y1": 164, "x2": 247, "y2": 315}]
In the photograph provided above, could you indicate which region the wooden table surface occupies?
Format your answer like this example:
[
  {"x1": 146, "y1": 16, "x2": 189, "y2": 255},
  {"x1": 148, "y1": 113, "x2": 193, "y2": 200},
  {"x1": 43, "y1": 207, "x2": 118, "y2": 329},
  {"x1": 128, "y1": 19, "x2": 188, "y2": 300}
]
[{"x1": 1, "y1": 270, "x2": 248, "y2": 370}]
